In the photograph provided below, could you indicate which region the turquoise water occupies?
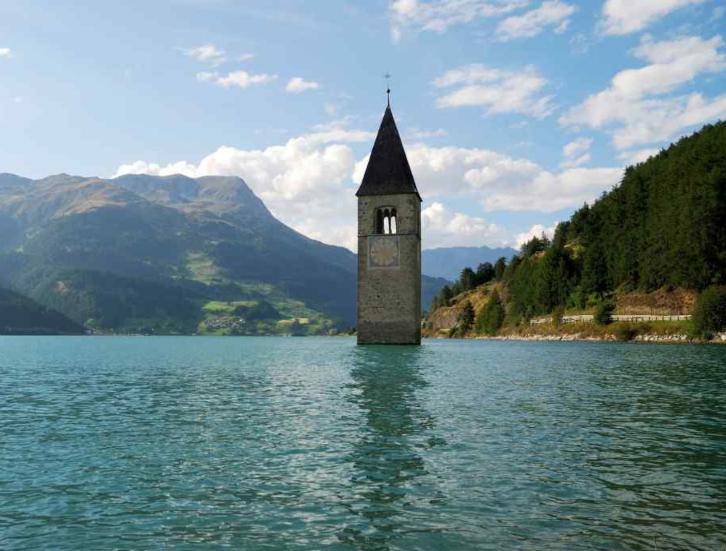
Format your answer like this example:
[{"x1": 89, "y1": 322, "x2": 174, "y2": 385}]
[{"x1": 1, "y1": 337, "x2": 725, "y2": 550}]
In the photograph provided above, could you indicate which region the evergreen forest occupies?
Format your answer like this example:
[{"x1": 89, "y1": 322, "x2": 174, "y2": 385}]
[{"x1": 430, "y1": 121, "x2": 726, "y2": 327}]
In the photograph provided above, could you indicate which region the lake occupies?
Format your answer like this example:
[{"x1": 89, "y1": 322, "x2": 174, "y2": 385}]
[{"x1": 1, "y1": 337, "x2": 725, "y2": 550}]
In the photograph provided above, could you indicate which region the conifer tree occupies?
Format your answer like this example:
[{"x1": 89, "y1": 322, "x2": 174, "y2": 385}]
[
  {"x1": 458, "y1": 301, "x2": 475, "y2": 335},
  {"x1": 476, "y1": 290, "x2": 505, "y2": 335},
  {"x1": 494, "y1": 257, "x2": 507, "y2": 281},
  {"x1": 460, "y1": 268, "x2": 477, "y2": 291},
  {"x1": 476, "y1": 262, "x2": 495, "y2": 285}
]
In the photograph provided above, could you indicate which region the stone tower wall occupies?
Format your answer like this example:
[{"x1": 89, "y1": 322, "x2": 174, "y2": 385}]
[{"x1": 357, "y1": 193, "x2": 421, "y2": 344}]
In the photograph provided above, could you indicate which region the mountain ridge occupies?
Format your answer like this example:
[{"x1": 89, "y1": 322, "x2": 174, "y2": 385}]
[{"x1": 422, "y1": 245, "x2": 517, "y2": 281}]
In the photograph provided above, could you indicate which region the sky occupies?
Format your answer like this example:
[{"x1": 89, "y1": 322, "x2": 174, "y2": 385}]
[{"x1": 1, "y1": 0, "x2": 724, "y2": 252}]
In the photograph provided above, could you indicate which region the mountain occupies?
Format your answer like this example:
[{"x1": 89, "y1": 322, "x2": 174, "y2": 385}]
[
  {"x1": 0, "y1": 173, "x2": 446, "y2": 334},
  {"x1": 422, "y1": 246, "x2": 516, "y2": 281},
  {"x1": 0, "y1": 286, "x2": 83, "y2": 335},
  {"x1": 426, "y1": 121, "x2": 726, "y2": 336}
]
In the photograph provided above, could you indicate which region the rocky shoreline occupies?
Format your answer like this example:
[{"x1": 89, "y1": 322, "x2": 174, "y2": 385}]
[{"x1": 438, "y1": 332, "x2": 726, "y2": 344}]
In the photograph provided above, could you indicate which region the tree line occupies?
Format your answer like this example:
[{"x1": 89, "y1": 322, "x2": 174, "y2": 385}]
[{"x1": 429, "y1": 257, "x2": 507, "y2": 311}]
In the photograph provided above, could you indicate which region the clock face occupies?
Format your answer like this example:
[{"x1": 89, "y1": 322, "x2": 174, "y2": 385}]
[{"x1": 368, "y1": 235, "x2": 400, "y2": 268}]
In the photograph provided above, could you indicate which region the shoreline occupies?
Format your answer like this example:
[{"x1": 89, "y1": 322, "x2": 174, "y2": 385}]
[
  {"x1": 428, "y1": 332, "x2": 726, "y2": 344},
  {"x1": 424, "y1": 315, "x2": 726, "y2": 344},
  {"x1": 3, "y1": 332, "x2": 726, "y2": 344}
]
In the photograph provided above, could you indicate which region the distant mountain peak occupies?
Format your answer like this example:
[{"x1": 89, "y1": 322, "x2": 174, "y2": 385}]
[
  {"x1": 37, "y1": 173, "x2": 90, "y2": 186},
  {"x1": 422, "y1": 245, "x2": 517, "y2": 281}
]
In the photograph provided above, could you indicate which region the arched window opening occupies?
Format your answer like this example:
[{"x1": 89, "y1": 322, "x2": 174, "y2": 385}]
[{"x1": 375, "y1": 207, "x2": 398, "y2": 235}]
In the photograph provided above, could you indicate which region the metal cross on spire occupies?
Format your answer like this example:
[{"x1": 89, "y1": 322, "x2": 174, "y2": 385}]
[{"x1": 384, "y1": 72, "x2": 391, "y2": 106}]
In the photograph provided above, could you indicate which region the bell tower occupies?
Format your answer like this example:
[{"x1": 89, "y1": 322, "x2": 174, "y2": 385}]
[{"x1": 356, "y1": 101, "x2": 422, "y2": 345}]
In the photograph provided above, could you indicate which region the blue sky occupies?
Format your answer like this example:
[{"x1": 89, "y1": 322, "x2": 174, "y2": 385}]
[{"x1": 1, "y1": 0, "x2": 724, "y2": 251}]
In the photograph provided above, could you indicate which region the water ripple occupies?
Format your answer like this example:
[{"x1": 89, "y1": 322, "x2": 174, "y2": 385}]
[{"x1": 0, "y1": 337, "x2": 725, "y2": 550}]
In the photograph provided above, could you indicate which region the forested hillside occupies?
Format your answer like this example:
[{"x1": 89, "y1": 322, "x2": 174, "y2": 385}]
[
  {"x1": 427, "y1": 122, "x2": 726, "y2": 337},
  {"x1": 0, "y1": 287, "x2": 83, "y2": 335},
  {"x1": 505, "y1": 121, "x2": 725, "y2": 319}
]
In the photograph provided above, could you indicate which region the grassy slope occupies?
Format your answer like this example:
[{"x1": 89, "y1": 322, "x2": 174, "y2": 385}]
[{"x1": 424, "y1": 285, "x2": 702, "y2": 342}]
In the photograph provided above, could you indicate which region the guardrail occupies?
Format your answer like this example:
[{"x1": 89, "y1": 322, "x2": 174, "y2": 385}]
[{"x1": 530, "y1": 314, "x2": 691, "y2": 325}]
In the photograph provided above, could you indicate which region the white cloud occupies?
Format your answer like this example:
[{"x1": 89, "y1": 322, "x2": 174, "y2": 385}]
[
  {"x1": 560, "y1": 137, "x2": 592, "y2": 168},
  {"x1": 408, "y1": 128, "x2": 448, "y2": 139},
  {"x1": 485, "y1": 167, "x2": 622, "y2": 211},
  {"x1": 197, "y1": 69, "x2": 277, "y2": 89},
  {"x1": 624, "y1": 35, "x2": 725, "y2": 96},
  {"x1": 114, "y1": 160, "x2": 199, "y2": 177},
  {"x1": 238, "y1": 53, "x2": 255, "y2": 61},
  {"x1": 560, "y1": 153, "x2": 589, "y2": 169},
  {"x1": 496, "y1": 1, "x2": 576, "y2": 42},
  {"x1": 601, "y1": 0, "x2": 705, "y2": 35},
  {"x1": 434, "y1": 64, "x2": 554, "y2": 118},
  {"x1": 389, "y1": 0, "x2": 527, "y2": 40},
  {"x1": 353, "y1": 144, "x2": 540, "y2": 198},
  {"x1": 562, "y1": 137, "x2": 592, "y2": 158},
  {"x1": 182, "y1": 44, "x2": 226, "y2": 66},
  {"x1": 515, "y1": 223, "x2": 557, "y2": 248},
  {"x1": 0, "y1": 48, "x2": 11, "y2": 58},
  {"x1": 618, "y1": 147, "x2": 660, "y2": 165},
  {"x1": 114, "y1": 126, "x2": 374, "y2": 251},
  {"x1": 355, "y1": 143, "x2": 620, "y2": 212},
  {"x1": 561, "y1": 35, "x2": 726, "y2": 150},
  {"x1": 116, "y1": 131, "x2": 621, "y2": 250},
  {"x1": 285, "y1": 77, "x2": 321, "y2": 93},
  {"x1": 433, "y1": 64, "x2": 505, "y2": 87},
  {"x1": 114, "y1": 127, "x2": 372, "y2": 198},
  {"x1": 422, "y1": 202, "x2": 507, "y2": 248}
]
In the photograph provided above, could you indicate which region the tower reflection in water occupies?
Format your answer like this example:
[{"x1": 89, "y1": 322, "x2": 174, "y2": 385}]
[{"x1": 339, "y1": 345, "x2": 447, "y2": 550}]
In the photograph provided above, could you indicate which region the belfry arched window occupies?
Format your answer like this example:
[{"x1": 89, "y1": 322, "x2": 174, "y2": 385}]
[{"x1": 375, "y1": 207, "x2": 397, "y2": 235}]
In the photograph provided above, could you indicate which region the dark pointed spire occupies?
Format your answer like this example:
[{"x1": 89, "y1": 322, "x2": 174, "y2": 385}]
[{"x1": 355, "y1": 105, "x2": 420, "y2": 200}]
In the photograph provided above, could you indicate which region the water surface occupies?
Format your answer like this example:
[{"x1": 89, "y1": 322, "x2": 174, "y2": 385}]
[{"x1": 1, "y1": 337, "x2": 725, "y2": 550}]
